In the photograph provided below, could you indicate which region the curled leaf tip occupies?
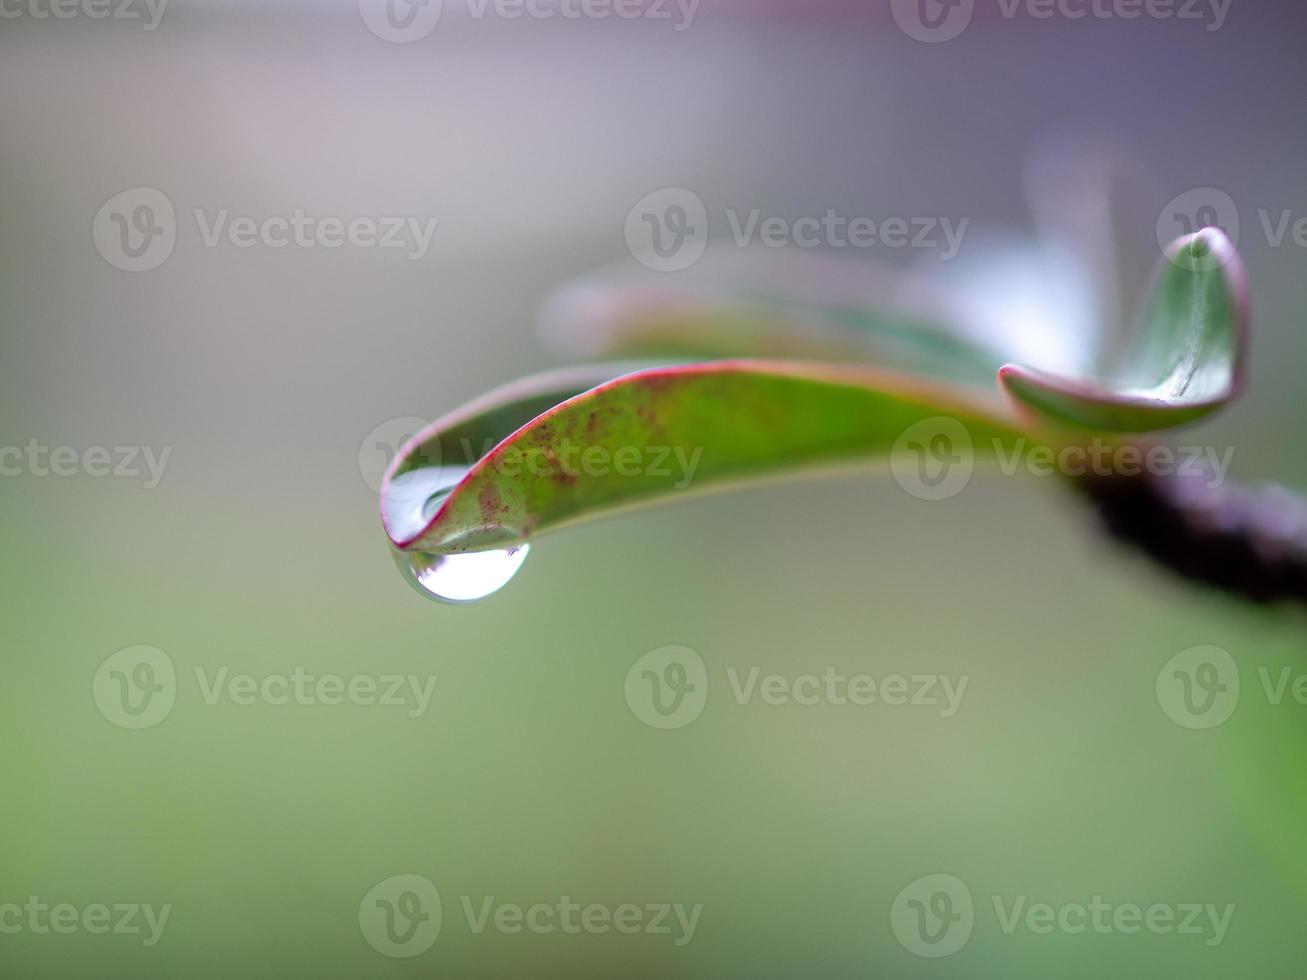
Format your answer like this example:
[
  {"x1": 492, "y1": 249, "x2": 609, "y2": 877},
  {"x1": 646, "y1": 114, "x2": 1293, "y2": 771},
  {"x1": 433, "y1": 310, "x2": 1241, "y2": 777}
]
[{"x1": 997, "y1": 229, "x2": 1248, "y2": 433}]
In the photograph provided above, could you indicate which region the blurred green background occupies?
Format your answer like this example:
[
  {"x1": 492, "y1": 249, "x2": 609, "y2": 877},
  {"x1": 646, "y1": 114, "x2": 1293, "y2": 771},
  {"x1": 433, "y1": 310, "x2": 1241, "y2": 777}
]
[{"x1": 4, "y1": 2, "x2": 1307, "y2": 976}]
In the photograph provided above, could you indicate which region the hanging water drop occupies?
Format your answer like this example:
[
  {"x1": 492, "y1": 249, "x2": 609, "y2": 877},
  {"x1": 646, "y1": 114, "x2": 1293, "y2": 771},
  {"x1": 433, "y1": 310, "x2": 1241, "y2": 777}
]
[
  {"x1": 382, "y1": 464, "x2": 529, "y2": 602},
  {"x1": 381, "y1": 465, "x2": 470, "y2": 537},
  {"x1": 391, "y1": 543, "x2": 531, "y2": 604}
]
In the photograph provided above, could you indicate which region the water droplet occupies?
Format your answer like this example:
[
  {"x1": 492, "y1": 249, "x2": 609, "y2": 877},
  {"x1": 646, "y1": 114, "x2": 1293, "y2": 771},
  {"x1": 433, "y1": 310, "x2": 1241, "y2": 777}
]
[
  {"x1": 421, "y1": 488, "x2": 452, "y2": 520},
  {"x1": 380, "y1": 465, "x2": 469, "y2": 543},
  {"x1": 391, "y1": 543, "x2": 530, "y2": 604},
  {"x1": 383, "y1": 464, "x2": 529, "y2": 603}
]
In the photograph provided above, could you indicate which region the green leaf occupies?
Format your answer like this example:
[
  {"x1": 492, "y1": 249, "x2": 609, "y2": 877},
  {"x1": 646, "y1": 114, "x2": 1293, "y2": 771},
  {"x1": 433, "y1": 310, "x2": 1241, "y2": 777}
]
[
  {"x1": 383, "y1": 213, "x2": 1250, "y2": 565},
  {"x1": 998, "y1": 229, "x2": 1249, "y2": 432},
  {"x1": 381, "y1": 362, "x2": 654, "y2": 547},
  {"x1": 542, "y1": 248, "x2": 1007, "y2": 388},
  {"x1": 382, "y1": 360, "x2": 1026, "y2": 555}
]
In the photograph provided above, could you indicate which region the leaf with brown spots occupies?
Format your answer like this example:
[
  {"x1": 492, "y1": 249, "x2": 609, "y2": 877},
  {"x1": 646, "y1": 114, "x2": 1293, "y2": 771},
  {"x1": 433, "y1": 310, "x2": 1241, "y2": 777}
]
[{"x1": 382, "y1": 360, "x2": 1027, "y2": 556}]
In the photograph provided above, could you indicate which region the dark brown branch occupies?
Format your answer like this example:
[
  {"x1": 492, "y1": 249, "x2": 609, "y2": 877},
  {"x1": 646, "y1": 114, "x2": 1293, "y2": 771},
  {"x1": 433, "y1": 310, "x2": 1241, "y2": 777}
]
[{"x1": 1075, "y1": 464, "x2": 1307, "y2": 605}]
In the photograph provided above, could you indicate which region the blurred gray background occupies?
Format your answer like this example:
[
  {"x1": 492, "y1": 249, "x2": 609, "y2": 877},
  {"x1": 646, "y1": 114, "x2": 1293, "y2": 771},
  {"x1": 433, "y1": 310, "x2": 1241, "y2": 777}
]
[{"x1": 4, "y1": 2, "x2": 1307, "y2": 977}]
